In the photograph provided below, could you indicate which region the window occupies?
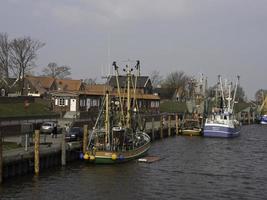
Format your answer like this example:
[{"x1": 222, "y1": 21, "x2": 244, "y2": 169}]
[
  {"x1": 55, "y1": 98, "x2": 67, "y2": 106},
  {"x1": 59, "y1": 98, "x2": 65, "y2": 106},
  {"x1": 80, "y1": 99, "x2": 86, "y2": 107},
  {"x1": 92, "y1": 99, "x2": 99, "y2": 107},
  {"x1": 151, "y1": 101, "x2": 159, "y2": 108}
]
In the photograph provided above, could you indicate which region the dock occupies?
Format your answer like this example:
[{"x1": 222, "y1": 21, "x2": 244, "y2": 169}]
[{"x1": 138, "y1": 156, "x2": 162, "y2": 163}]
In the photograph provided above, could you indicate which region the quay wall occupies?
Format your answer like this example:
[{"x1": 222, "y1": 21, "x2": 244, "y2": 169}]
[
  {"x1": 2, "y1": 145, "x2": 81, "y2": 180},
  {"x1": 1, "y1": 126, "x2": 174, "y2": 181}
]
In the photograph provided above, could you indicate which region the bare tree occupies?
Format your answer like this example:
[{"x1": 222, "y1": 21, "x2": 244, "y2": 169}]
[
  {"x1": 9, "y1": 37, "x2": 45, "y2": 94},
  {"x1": 42, "y1": 62, "x2": 71, "y2": 79},
  {"x1": 83, "y1": 78, "x2": 97, "y2": 85},
  {"x1": 255, "y1": 89, "x2": 267, "y2": 104},
  {"x1": 161, "y1": 71, "x2": 191, "y2": 100},
  {"x1": 0, "y1": 33, "x2": 10, "y2": 79},
  {"x1": 234, "y1": 85, "x2": 246, "y2": 102},
  {"x1": 149, "y1": 70, "x2": 163, "y2": 88}
]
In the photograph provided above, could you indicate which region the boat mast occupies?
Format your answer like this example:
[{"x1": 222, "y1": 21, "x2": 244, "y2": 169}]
[
  {"x1": 133, "y1": 61, "x2": 140, "y2": 112},
  {"x1": 231, "y1": 75, "x2": 239, "y2": 111},
  {"x1": 125, "y1": 64, "x2": 132, "y2": 128},
  {"x1": 227, "y1": 82, "x2": 231, "y2": 113},
  {"x1": 112, "y1": 61, "x2": 125, "y2": 126},
  {"x1": 219, "y1": 75, "x2": 225, "y2": 111},
  {"x1": 215, "y1": 75, "x2": 219, "y2": 108},
  {"x1": 105, "y1": 91, "x2": 110, "y2": 149}
]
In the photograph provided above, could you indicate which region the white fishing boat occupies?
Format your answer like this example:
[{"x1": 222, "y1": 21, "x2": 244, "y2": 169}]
[
  {"x1": 258, "y1": 96, "x2": 267, "y2": 125},
  {"x1": 204, "y1": 76, "x2": 241, "y2": 138}
]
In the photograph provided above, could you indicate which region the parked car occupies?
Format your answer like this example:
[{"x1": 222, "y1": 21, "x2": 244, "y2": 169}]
[
  {"x1": 65, "y1": 127, "x2": 83, "y2": 142},
  {"x1": 40, "y1": 122, "x2": 57, "y2": 134}
]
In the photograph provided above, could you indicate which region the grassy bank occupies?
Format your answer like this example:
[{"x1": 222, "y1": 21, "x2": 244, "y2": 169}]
[
  {"x1": 0, "y1": 101, "x2": 56, "y2": 118},
  {"x1": 160, "y1": 101, "x2": 187, "y2": 113},
  {"x1": 3, "y1": 141, "x2": 21, "y2": 151}
]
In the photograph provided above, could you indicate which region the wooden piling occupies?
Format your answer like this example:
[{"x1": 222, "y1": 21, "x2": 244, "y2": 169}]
[
  {"x1": 237, "y1": 112, "x2": 242, "y2": 122},
  {"x1": 168, "y1": 115, "x2": 171, "y2": 137},
  {"x1": 160, "y1": 115, "x2": 163, "y2": 139},
  {"x1": 252, "y1": 112, "x2": 255, "y2": 124},
  {"x1": 0, "y1": 132, "x2": 2, "y2": 184},
  {"x1": 248, "y1": 112, "x2": 251, "y2": 125},
  {"x1": 61, "y1": 129, "x2": 66, "y2": 166},
  {"x1": 34, "y1": 130, "x2": 40, "y2": 175},
  {"x1": 83, "y1": 125, "x2": 88, "y2": 154},
  {"x1": 151, "y1": 118, "x2": 155, "y2": 141},
  {"x1": 175, "y1": 114, "x2": 179, "y2": 135}
]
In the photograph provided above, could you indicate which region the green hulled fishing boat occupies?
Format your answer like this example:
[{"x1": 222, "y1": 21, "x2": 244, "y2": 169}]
[{"x1": 83, "y1": 61, "x2": 151, "y2": 164}]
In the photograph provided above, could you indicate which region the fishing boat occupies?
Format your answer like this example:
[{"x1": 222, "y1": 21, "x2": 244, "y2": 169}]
[
  {"x1": 181, "y1": 118, "x2": 202, "y2": 136},
  {"x1": 181, "y1": 75, "x2": 206, "y2": 136},
  {"x1": 258, "y1": 96, "x2": 267, "y2": 125},
  {"x1": 203, "y1": 76, "x2": 241, "y2": 138},
  {"x1": 83, "y1": 61, "x2": 151, "y2": 164},
  {"x1": 260, "y1": 114, "x2": 267, "y2": 125}
]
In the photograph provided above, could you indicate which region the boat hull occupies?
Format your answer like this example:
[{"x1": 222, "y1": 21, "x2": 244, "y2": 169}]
[
  {"x1": 260, "y1": 115, "x2": 267, "y2": 125},
  {"x1": 203, "y1": 124, "x2": 240, "y2": 138},
  {"x1": 87, "y1": 142, "x2": 151, "y2": 164},
  {"x1": 181, "y1": 129, "x2": 202, "y2": 136}
]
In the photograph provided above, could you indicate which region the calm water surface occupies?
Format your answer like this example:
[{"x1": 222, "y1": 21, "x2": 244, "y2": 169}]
[{"x1": 0, "y1": 125, "x2": 267, "y2": 200}]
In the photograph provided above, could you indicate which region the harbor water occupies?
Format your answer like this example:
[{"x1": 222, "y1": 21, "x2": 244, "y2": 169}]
[{"x1": 0, "y1": 125, "x2": 267, "y2": 200}]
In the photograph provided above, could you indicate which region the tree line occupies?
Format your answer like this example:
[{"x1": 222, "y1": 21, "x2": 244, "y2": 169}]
[
  {"x1": 0, "y1": 33, "x2": 75, "y2": 94},
  {"x1": 150, "y1": 70, "x2": 246, "y2": 102}
]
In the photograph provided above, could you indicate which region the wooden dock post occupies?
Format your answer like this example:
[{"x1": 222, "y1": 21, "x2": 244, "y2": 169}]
[
  {"x1": 238, "y1": 112, "x2": 241, "y2": 122},
  {"x1": 168, "y1": 115, "x2": 171, "y2": 137},
  {"x1": 34, "y1": 130, "x2": 40, "y2": 175},
  {"x1": 83, "y1": 125, "x2": 88, "y2": 154},
  {"x1": 151, "y1": 118, "x2": 155, "y2": 141},
  {"x1": 160, "y1": 115, "x2": 163, "y2": 139},
  {"x1": 248, "y1": 112, "x2": 251, "y2": 125},
  {"x1": 61, "y1": 128, "x2": 66, "y2": 166},
  {"x1": 0, "y1": 132, "x2": 3, "y2": 184},
  {"x1": 175, "y1": 114, "x2": 179, "y2": 135},
  {"x1": 252, "y1": 112, "x2": 255, "y2": 124}
]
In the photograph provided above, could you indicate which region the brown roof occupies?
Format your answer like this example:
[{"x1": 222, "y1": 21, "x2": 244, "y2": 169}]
[
  {"x1": 25, "y1": 76, "x2": 55, "y2": 93},
  {"x1": 111, "y1": 92, "x2": 160, "y2": 100},
  {"x1": 83, "y1": 84, "x2": 112, "y2": 95},
  {"x1": 82, "y1": 84, "x2": 159, "y2": 100},
  {"x1": 55, "y1": 79, "x2": 82, "y2": 91},
  {"x1": 50, "y1": 90, "x2": 79, "y2": 97}
]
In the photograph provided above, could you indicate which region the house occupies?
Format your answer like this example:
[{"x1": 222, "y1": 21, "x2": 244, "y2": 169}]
[
  {"x1": 24, "y1": 75, "x2": 55, "y2": 96},
  {"x1": 0, "y1": 77, "x2": 20, "y2": 96},
  {"x1": 107, "y1": 75, "x2": 153, "y2": 94},
  {"x1": 107, "y1": 75, "x2": 159, "y2": 113},
  {"x1": 79, "y1": 84, "x2": 109, "y2": 112},
  {"x1": 49, "y1": 79, "x2": 85, "y2": 113},
  {"x1": 20, "y1": 75, "x2": 160, "y2": 114},
  {"x1": 50, "y1": 90, "x2": 80, "y2": 112}
]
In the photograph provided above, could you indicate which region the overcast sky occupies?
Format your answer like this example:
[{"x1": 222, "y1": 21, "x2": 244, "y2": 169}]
[{"x1": 1, "y1": 0, "x2": 266, "y2": 99}]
